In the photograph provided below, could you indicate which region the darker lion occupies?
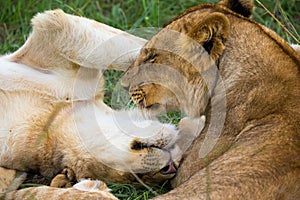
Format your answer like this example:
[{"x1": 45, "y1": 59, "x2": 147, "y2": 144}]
[{"x1": 121, "y1": 0, "x2": 300, "y2": 199}]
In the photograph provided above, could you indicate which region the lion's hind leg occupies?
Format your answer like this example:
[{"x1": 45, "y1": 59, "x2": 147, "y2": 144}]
[
  {"x1": 0, "y1": 167, "x2": 26, "y2": 199},
  {"x1": 14, "y1": 9, "x2": 146, "y2": 72},
  {"x1": 5, "y1": 179, "x2": 117, "y2": 200}
]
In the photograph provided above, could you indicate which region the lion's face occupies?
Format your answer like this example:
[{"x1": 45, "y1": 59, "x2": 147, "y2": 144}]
[
  {"x1": 77, "y1": 106, "x2": 181, "y2": 183},
  {"x1": 122, "y1": 31, "x2": 200, "y2": 116},
  {"x1": 121, "y1": 11, "x2": 229, "y2": 117},
  {"x1": 123, "y1": 45, "x2": 182, "y2": 114}
]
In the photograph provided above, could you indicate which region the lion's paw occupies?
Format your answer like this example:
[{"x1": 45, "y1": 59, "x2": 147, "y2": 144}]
[
  {"x1": 50, "y1": 167, "x2": 76, "y2": 188},
  {"x1": 0, "y1": 167, "x2": 26, "y2": 197},
  {"x1": 174, "y1": 116, "x2": 206, "y2": 156},
  {"x1": 73, "y1": 179, "x2": 110, "y2": 192},
  {"x1": 178, "y1": 115, "x2": 206, "y2": 137}
]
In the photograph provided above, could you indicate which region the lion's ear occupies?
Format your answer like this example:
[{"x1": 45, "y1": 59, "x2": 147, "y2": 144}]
[
  {"x1": 218, "y1": 0, "x2": 254, "y2": 17},
  {"x1": 187, "y1": 13, "x2": 230, "y2": 60}
]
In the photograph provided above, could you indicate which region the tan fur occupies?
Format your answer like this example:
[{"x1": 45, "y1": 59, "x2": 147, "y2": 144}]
[
  {"x1": 121, "y1": 0, "x2": 300, "y2": 199},
  {"x1": 291, "y1": 44, "x2": 300, "y2": 55},
  {"x1": 5, "y1": 179, "x2": 118, "y2": 200},
  {"x1": 50, "y1": 168, "x2": 76, "y2": 188},
  {"x1": 0, "y1": 9, "x2": 200, "y2": 199},
  {"x1": 0, "y1": 167, "x2": 26, "y2": 197}
]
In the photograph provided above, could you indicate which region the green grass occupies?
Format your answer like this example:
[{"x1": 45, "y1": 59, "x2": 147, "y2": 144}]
[
  {"x1": 1, "y1": 0, "x2": 299, "y2": 199},
  {"x1": 1, "y1": 0, "x2": 299, "y2": 53},
  {"x1": 107, "y1": 181, "x2": 171, "y2": 200}
]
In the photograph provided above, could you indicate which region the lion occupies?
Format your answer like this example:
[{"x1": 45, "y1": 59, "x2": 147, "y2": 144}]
[
  {"x1": 0, "y1": 9, "x2": 206, "y2": 199},
  {"x1": 292, "y1": 44, "x2": 300, "y2": 55},
  {"x1": 121, "y1": 0, "x2": 300, "y2": 199}
]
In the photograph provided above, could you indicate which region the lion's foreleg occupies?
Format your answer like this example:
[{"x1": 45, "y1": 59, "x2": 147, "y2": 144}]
[
  {"x1": 0, "y1": 167, "x2": 26, "y2": 199},
  {"x1": 5, "y1": 179, "x2": 117, "y2": 200}
]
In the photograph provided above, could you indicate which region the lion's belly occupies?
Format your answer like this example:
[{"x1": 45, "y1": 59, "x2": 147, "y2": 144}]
[{"x1": 0, "y1": 91, "x2": 58, "y2": 174}]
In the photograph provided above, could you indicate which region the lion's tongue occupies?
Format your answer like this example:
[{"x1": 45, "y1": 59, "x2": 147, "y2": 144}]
[{"x1": 160, "y1": 162, "x2": 177, "y2": 174}]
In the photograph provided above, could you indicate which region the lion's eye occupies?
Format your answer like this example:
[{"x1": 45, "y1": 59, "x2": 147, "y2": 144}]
[
  {"x1": 131, "y1": 141, "x2": 145, "y2": 150},
  {"x1": 145, "y1": 103, "x2": 160, "y2": 110},
  {"x1": 144, "y1": 54, "x2": 157, "y2": 63},
  {"x1": 131, "y1": 140, "x2": 160, "y2": 150}
]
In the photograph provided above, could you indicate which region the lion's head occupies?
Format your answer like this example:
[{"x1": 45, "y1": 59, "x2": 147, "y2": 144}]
[
  {"x1": 66, "y1": 101, "x2": 185, "y2": 184},
  {"x1": 121, "y1": 4, "x2": 232, "y2": 117}
]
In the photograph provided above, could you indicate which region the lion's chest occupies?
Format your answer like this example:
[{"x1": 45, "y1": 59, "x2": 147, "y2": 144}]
[{"x1": 0, "y1": 90, "x2": 59, "y2": 170}]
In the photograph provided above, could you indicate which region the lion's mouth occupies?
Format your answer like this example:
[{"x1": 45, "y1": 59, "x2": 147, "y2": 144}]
[{"x1": 160, "y1": 162, "x2": 177, "y2": 175}]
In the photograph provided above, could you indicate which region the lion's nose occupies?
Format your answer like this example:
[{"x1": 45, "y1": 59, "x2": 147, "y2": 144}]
[
  {"x1": 120, "y1": 76, "x2": 129, "y2": 90},
  {"x1": 160, "y1": 162, "x2": 177, "y2": 175},
  {"x1": 123, "y1": 85, "x2": 129, "y2": 91}
]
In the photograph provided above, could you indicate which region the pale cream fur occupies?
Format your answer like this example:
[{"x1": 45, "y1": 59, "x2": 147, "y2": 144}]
[
  {"x1": 5, "y1": 179, "x2": 118, "y2": 200},
  {"x1": 291, "y1": 44, "x2": 300, "y2": 55},
  {"x1": 0, "y1": 9, "x2": 206, "y2": 199}
]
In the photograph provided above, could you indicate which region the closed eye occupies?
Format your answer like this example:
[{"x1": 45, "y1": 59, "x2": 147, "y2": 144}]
[
  {"x1": 131, "y1": 140, "x2": 160, "y2": 150},
  {"x1": 145, "y1": 103, "x2": 160, "y2": 110},
  {"x1": 144, "y1": 54, "x2": 157, "y2": 63}
]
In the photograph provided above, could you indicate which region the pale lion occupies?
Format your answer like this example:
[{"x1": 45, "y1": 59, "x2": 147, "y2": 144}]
[{"x1": 0, "y1": 9, "x2": 206, "y2": 199}]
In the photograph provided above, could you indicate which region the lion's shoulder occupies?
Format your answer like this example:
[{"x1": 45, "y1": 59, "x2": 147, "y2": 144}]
[{"x1": 164, "y1": 0, "x2": 300, "y2": 66}]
